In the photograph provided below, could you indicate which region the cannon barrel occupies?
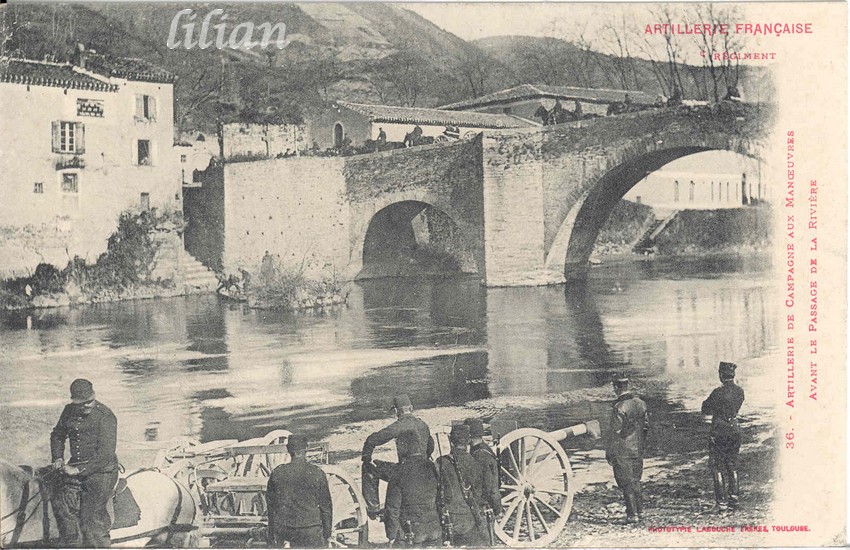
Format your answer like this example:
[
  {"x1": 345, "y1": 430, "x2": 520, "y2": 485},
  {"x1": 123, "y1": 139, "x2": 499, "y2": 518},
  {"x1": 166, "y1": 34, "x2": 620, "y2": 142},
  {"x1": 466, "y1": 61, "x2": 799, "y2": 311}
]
[{"x1": 547, "y1": 419, "x2": 601, "y2": 442}]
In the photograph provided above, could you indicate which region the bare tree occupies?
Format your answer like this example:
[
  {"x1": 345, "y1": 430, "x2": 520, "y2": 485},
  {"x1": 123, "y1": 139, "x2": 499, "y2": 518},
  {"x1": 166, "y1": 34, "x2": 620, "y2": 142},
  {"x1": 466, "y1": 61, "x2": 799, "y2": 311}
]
[
  {"x1": 688, "y1": 3, "x2": 744, "y2": 102},
  {"x1": 600, "y1": 14, "x2": 641, "y2": 90},
  {"x1": 638, "y1": 4, "x2": 687, "y2": 97},
  {"x1": 566, "y1": 24, "x2": 600, "y2": 88},
  {"x1": 457, "y1": 48, "x2": 491, "y2": 98}
]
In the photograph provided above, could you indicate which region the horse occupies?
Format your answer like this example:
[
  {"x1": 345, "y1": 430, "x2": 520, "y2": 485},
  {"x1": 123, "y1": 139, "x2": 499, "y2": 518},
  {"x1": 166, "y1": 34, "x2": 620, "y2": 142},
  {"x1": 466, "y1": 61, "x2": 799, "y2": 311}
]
[
  {"x1": 534, "y1": 105, "x2": 578, "y2": 125},
  {"x1": 0, "y1": 460, "x2": 198, "y2": 548}
]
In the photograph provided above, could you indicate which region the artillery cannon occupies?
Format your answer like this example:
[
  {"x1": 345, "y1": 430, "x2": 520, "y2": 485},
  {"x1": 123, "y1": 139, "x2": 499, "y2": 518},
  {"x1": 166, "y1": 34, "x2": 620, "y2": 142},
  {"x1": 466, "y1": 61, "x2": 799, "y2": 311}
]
[{"x1": 432, "y1": 419, "x2": 601, "y2": 547}]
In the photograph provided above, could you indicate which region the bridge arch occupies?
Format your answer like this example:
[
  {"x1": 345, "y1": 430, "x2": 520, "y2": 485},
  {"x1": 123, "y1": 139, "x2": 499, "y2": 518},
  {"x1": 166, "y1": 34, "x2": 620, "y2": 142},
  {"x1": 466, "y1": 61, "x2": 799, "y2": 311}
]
[
  {"x1": 354, "y1": 199, "x2": 482, "y2": 280},
  {"x1": 543, "y1": 119, "x2": 760, "y2": 281}
]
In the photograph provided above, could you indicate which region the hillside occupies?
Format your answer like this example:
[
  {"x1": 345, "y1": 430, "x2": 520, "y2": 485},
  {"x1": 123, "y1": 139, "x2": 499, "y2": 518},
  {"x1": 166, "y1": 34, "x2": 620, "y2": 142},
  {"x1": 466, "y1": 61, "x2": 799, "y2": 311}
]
[
  {"x1": 2, "y1": 4, "x2": 774, "y2": 133},
  {"x1": 2, "y1": 3, "x2": 513, "y2": 131}
]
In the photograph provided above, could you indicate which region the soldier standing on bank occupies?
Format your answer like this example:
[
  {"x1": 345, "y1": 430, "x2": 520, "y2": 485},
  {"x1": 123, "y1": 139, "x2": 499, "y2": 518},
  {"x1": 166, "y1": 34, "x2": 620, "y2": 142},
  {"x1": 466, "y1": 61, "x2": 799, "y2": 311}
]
[
  {"x1": 435, "y1": 424, "x2": 481, "y2": 547},
  {"x1": 701, "y1": 362, "x2": 745, "y2": 512},
  {"x1": 50, "y1": 379, "x2": 119, "y2": 548},
  {"x1": 384, "y1": 431, "x2": 442, "y2": 547},
  {"x1": 361, "y1": 394, "x2": 434, "y2": 520},
  {"x1": 465, "y1": 418, "x2": 501, "y2": 545},
  {"x1": 266, "y1": 434, "x2": 333, "y2": 548},
  {"x1": 605, "y1": 375, "x2": 650, "y2": 524}
]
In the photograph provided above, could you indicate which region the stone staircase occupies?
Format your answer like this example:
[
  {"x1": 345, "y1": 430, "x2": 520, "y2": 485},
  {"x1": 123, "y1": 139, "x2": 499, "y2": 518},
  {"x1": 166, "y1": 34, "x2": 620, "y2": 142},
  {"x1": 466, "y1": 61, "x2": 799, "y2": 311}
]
[
  {"x1": 181, "y1": 250, "x2": 219, "y2": 294},
  {"x1": 633, "y1": 209, "x2": 679, "y2": 253},
  {"x1": 149, "y1": 234, "x2": 218, "y2": 294}
]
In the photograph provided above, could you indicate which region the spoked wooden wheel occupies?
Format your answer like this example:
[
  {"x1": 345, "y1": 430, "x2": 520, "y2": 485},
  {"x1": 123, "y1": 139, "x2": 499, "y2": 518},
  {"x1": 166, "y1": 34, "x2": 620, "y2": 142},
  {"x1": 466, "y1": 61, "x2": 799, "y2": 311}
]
[
  {"x1": 496, "y1": 428, "x2": 574, "y2": 546},
  {"x1": 323, "y1": 466, "x2": 369, "y2": 547},
  {"x1": 431, "y1": 426, "x2": 453, "y2": 460}
]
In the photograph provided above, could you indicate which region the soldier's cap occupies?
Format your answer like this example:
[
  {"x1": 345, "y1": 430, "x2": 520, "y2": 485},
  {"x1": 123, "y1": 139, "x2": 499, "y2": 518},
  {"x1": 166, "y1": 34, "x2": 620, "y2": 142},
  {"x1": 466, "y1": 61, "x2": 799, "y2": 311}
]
[
  {"x1": 719, "y1": 362, "x2": 738, "y2": 378},
  {"x1": 390, "y1": 394, "x2": 412, "y2": 411},
  {"x1": 287, "y1": 433, "x2": 309, "y2": 452},
  {"x1": 464, "y1": 418, "x2": 484, "y2": 437},
  {"x1": 612, "y1": 374, "x2": 630, "y2": 388},
  {"x1": 397, "y1": 430, "x2": 421, "y2": 449},
  {"x1": 70, "y1": 378, "x2": 95, "y2": 404},
  {"x1": 450, "y1": 423, "x2": 470, "y2": 444}
]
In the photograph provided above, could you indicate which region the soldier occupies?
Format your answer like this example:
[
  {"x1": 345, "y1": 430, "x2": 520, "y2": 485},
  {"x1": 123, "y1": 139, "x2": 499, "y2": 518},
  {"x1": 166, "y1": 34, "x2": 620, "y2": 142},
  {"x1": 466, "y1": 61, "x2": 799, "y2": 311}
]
[
  {"x1": 436, "y1": 423, "x2": 482, "y2": 546},
  {"x1": 384, "y1": 431, "x2": 442, "y2": 547},
  {"x1": 361, "y1": 394, "x2": 434, "y2": 520},
  {"x1": 465, "y1": 418, "x2": 501, "y2": 545},
  {"x1": 605, "y1": 375, "x2": 649, "y2": 524},
  {"x1": 50, "y1": 379, "x2": 119, "y2": 548},
  {"x1": 266, "y1": 434, "x2": 333, "y2": 548},
  {"x1": 701, "y1": 362, "x2": 745, "y2": 512}
]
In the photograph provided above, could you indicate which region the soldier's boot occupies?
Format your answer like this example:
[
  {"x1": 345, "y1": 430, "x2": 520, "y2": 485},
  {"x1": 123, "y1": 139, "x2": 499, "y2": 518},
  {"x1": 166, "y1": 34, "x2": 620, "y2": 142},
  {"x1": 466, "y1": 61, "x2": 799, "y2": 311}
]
[
  {"x1": 624, "y1": 490, "x2": 639, "y2": 524},
  {"x1": 727, "y1": 471, "x2": 740, "y2": 510},
  {"x1": 634, "y1": 485, "x2": 645, "y2": 522},
  {"x1": 712, "y1": 472, "x2": 728, "y2": 513}
]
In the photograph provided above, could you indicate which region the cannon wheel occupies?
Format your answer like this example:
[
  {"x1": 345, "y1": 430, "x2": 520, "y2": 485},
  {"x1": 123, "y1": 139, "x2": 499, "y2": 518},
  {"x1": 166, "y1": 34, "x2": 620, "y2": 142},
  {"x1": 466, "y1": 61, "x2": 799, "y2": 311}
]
[
  {"x1": 323, "y1": 465, "x2": 369, "y2": 547},
  {"x1": 495, "y1": 428, "x2": 574, "y2": 547}
]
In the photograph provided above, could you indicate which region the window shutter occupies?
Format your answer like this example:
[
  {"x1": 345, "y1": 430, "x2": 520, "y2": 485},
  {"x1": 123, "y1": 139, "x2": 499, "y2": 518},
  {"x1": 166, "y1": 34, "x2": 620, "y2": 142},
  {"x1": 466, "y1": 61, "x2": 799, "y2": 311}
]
[
  {"x1": 52, "y1": 121, "x2": 61, "y2": 152},
  {"x1": 75, "y1": 123, "x2": 85, "y2": 154},
  {"x1": 135, "y1": 95, "x2": 144, "y2": 119},
  {"x1": 150, "y1": 96, "x2": 157, "y2": 121}
]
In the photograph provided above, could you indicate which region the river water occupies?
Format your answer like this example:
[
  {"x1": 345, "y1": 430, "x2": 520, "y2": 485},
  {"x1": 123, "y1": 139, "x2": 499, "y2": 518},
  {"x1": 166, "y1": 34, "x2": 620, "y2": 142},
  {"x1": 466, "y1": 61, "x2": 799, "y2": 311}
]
[{"x1": 0, "y1": 256, "x2": 778, "y2": 472}]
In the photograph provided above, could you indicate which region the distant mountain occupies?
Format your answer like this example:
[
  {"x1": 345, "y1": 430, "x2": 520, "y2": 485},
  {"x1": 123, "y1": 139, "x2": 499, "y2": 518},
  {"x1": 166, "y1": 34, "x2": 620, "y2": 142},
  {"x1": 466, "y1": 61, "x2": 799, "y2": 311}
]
[
  {"x1": 3, "y1": 4, "x2": 773, "y2": 133},
  {"x1": 3, "y1": 3, "x2": 514, "y2": 131}
]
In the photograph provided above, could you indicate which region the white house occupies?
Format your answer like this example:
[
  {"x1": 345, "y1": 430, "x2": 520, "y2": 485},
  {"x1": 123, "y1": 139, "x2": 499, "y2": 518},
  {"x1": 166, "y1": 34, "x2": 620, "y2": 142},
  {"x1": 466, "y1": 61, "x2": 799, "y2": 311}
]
[{"x1": 0, "y1": 56, "x2": 181, "y2": 275}]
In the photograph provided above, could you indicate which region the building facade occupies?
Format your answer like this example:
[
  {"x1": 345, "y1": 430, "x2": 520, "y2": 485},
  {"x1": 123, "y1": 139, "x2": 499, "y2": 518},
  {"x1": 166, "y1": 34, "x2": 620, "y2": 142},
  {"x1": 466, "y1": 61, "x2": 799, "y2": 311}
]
[
  {"x1": 308, "y1": 100, "x2": 535, "y2": 150},
  {"x1": 0, "y1": 58, "x2": 181, "y2": 276},
  {"x1": 622, "y1": 170, "x2": 766, "y2": 211}
]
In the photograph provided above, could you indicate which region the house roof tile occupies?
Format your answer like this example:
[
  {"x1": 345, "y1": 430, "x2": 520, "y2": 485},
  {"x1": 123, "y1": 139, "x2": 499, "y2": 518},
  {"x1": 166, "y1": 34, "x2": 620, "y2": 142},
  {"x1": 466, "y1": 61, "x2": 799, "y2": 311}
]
[
  {"x1": 0, "y1": 59, "x2": 118, "y2": 92},
  {"x1": 439, "y1": 84, "x2": 658, "y2": 110},
  {"x1": 337, "y1": 101, "x2": 534, "y2": 129}
]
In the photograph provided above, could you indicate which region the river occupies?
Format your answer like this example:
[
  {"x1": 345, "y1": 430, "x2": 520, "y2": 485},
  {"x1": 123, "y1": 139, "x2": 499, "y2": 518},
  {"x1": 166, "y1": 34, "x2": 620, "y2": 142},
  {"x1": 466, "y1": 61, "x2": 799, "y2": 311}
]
[{"x1": 0, "y1": 255, "x2": 778, "y2": 473}]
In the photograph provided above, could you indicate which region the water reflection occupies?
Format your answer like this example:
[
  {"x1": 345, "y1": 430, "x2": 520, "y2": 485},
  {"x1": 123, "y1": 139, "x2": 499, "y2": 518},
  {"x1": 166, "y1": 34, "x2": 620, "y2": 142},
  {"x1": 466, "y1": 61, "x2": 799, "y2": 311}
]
[{"x1": 0, "y1": 257, "x2": 777, "y2": 468}]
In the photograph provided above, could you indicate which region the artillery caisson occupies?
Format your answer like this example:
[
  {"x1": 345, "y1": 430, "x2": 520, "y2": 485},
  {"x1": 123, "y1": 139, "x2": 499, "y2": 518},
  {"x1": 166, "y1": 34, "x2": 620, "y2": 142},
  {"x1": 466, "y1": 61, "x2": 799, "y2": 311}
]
[
  {"x1": 154, "y1": 430, "x2": 368, "y2": 547},
  {"x1": 432, "y1": 419, "x2": 601, "y2": 547}
]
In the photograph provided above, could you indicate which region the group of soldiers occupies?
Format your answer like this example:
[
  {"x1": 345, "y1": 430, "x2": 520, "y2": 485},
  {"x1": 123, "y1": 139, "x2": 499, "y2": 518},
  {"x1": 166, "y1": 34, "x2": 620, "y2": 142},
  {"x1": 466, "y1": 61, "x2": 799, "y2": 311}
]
[{"x1": 47, "y1": 360, "x2": 744, "y2": 548}]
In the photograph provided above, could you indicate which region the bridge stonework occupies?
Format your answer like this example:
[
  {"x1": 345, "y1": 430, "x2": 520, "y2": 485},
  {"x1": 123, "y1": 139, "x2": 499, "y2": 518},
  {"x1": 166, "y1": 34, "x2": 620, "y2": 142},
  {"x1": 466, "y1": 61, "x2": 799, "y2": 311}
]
[{"x1": 215, "y1": 105, "x2": 767, "y2": 287}]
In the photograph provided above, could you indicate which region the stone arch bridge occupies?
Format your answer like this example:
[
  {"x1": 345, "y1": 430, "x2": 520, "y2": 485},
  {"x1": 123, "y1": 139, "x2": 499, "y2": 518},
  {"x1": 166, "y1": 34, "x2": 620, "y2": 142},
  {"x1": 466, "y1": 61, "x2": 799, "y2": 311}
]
[{"x1": 214, "y1": 104, "x2": 769, "y2": 287}]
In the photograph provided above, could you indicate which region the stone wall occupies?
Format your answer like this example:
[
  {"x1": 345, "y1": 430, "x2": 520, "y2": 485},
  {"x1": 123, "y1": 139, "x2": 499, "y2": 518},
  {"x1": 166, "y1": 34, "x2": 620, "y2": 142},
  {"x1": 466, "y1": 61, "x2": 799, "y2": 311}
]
[
  {"x1": 183, "y1": 167, "x2": 225, "y2": 271},
  {"x1": 480, "y1": 129, "x2": 554, "y2": 286},
  {"x1": 221, "y1": 123, "x2": 308, "y2": 159},
  {"x1": 222, "y1": 157, "x2": 348, "y2": 279}
]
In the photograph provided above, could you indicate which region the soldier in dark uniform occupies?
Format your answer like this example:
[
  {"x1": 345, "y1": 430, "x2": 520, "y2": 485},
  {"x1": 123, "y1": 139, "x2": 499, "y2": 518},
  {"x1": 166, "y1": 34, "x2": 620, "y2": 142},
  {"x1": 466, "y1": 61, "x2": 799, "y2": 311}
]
[
  {"x1": 266, "y1": 434, "x2": 333, "y2": 548},
  {"x1": 361, "y1": 394, "x2": 434, "y2": 519},
  {"x1": 435, "y1": 424, "x2": 481, "y2": 546},
  {"x1": 465, "y1": 418, "x2": 501, "y2": 545},
  {"x1": 605, "y1": 375, "x2": 649, "y2": 524},
  {"x1": 701, "y1": 362, "x2": 745, "y2": 512},
  {"x1": 384, "y1": 431, "x2": 442, "y2": 547},
  {"x1": 50, "y1": 379, "x2": 119, "y2": 548}
]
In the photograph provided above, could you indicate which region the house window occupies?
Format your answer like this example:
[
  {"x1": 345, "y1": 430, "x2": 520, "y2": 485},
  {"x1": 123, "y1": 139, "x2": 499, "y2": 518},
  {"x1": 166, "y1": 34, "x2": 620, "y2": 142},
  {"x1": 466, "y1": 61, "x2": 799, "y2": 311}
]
[
  {"x1": 34, "y1": 182, "x2": 44, "y2": 194},
  {"x1": 52, "y1": 121, "x2": 85, "y2": 154},
  {"x1": 140, "y1": 192, "x2": 150, "y2": 212},
  {"x1": 61, "y1": 173, "x2": 79, "y2": 193},
  {"x1": 135, "y1": 95, "x2": 157, "y2": 121},
  {"x1": 711, "y1": 181, "x2": 715, "y2": 202},
  {"x1": 180, "y1": 154, "x2": 187, "y2": 163},
  {"x1": 689, "y1": 180, "x2": 695, "y2": 202},
  {"x1": 673, "y1": 180, "x2": 679, "y2": 202},
  {"x1": 635, "y1": 196, "x2": 642, "y2": 204},
  {"x1": 726, "y1": 182, "x2": 730, "y2": 201},
  {"x1": 137, "y1": 140, "x2": 152, "y2": 165}
]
